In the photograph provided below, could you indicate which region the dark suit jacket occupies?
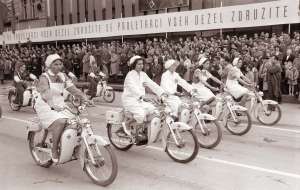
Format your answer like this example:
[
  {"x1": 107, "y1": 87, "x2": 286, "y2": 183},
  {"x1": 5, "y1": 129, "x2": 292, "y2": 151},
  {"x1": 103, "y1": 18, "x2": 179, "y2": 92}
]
[{"x1": 282, "y1": 54, "x2": 295, "y2": 63}]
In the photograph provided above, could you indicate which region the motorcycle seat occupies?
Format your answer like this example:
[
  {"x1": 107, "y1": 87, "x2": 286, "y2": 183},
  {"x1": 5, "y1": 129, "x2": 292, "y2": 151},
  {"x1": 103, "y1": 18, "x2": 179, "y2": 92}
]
[{"x1": 123, "y1": 110, "x2": 159, "y2": 122}]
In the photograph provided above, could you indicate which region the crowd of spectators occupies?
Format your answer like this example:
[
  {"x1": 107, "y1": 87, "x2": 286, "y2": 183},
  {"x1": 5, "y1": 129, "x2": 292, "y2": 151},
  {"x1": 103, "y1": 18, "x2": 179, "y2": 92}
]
[{"x1": 0, "y1": 31, "x2": 300, "y2": 102}]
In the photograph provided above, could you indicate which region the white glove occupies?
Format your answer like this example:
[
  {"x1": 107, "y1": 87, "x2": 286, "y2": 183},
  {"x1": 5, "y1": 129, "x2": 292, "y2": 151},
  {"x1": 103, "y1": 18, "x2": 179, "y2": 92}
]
[
  {"x1": 89, "y1": 72, "x2": 96, "y2": 78},
  {"x1": 29, "y1": 74, "x2": 37, "y2": 80},
  {"x1": 68, "y1": 72, "x2": 76, "y2": 79},
  {"x1": 99, "y1": 72, "x2": 106, "y2": 77}
]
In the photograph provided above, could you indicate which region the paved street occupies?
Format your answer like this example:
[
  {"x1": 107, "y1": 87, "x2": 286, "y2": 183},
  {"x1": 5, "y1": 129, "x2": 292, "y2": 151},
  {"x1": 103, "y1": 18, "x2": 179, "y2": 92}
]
[{"x1": 1, "y1": 90, "x2": 300, "y2": 190}]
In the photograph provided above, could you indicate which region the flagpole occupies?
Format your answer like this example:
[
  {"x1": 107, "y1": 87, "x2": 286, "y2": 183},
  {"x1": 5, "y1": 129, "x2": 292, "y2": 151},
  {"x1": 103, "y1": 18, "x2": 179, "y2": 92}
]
[
  {"x1": 220, "y1": 0, "x2": 223, "y2": 38},
  {"x1": 121, "y1": 12, "x2": 124, "y2": 43},
  {"x1": 165, "y1": 8, "x2": 168, "y2": 39}
]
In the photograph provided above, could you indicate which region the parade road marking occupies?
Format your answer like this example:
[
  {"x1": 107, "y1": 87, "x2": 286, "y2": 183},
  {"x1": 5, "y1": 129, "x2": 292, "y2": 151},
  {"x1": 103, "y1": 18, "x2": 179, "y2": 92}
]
[
  {"x1": 2, "y1": 116, "x2": 31, "y2": 124},
  {"x1": 255, "y1": 125, "x2": 300, "y2": 134},
  {"x1": 3, "y1": 115, "x2": 300, "y2": 180},
  {"x1": 147, "y1": 146, "x2": 300, "y2": 179}
]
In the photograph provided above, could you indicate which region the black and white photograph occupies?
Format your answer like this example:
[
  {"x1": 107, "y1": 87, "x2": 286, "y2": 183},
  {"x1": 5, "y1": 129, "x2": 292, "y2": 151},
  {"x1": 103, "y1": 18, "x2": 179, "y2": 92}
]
[{"x1": 0, "y1": 0, "x2": 300, "y2": 189}]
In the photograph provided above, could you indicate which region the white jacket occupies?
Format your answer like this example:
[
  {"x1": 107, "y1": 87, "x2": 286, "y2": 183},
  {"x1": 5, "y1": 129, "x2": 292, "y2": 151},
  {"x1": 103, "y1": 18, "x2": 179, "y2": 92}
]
[
  {"x1": 122, "y1": 70, "x2": 164, "y2": 103},
  {"x1": 160, "y1": 70, "x2": 193, "y2": 94}
]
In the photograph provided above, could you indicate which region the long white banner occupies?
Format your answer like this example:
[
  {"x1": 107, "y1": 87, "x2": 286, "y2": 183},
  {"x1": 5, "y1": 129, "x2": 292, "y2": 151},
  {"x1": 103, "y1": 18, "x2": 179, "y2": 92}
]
[{"x1": 1, "y1": 0, "x2": 299, "y2": 44}]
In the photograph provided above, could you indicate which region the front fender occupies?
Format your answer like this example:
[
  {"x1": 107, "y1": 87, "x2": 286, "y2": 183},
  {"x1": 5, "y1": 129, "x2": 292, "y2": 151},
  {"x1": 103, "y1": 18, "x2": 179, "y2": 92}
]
[
  {"x1": 196, "y1": 113, "x2": 216, "y2": 121},
  {"x1": 231, "y1": 105, "x2": 248, "y2": 112},
  {"x1": 87, "y1": 135, "x2": 110, "y2": 146},
  {"x1": 172, "y1": 122, "x2": 193, "y2": 131},
  {"x1": 262, "y1": 100, "x2": 278, "y2": 105}
]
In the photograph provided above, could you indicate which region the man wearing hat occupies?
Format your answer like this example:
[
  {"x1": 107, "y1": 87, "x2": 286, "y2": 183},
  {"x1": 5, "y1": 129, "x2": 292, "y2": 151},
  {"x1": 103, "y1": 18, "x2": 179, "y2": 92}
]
[
  {"x1": 160, "y1": 59, "x2": 195, "y2": 118},
  {"x1": 34, "y1": 54, "x2": 88, "y2": 162},
  {"x1": 13, "y1": 63, "x2": 37, "y2": 105},
  {"x1": 122, "y1": 55, "x2": 166, "y2": 140}
]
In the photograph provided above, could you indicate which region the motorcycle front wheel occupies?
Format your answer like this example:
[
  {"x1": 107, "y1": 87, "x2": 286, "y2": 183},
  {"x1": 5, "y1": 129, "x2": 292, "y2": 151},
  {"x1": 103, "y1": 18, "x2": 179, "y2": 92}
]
[
  {"x1": 28, "y1": 131, "x2": 53, "y2": 168},
  {"x1": 107, "y1": 123, "x2": 133, "y2": 151},
  {"x1": 225, "y1": 110, "x2": 252, "y2": 136},
  {"x1": 103, "y1": 89, "x2": 115, "y2": 103},
  {"x1": 194, "y1": 120, "x2": 222, "y2": 149},
  {"x1": 256, "y1": 103, "x2": 282, "y2": 126},
  {"x1": 165, "y1": 124, "x2": 199, "y2": 163},
  {"x1": 84, "y1": 144, "x2": 118, "y2": 186}
]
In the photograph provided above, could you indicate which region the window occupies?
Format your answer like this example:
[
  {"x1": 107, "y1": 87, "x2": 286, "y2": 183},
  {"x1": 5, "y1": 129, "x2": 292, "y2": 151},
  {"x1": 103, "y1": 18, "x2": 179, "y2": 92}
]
[
  {"x1": 31, "y1": 0, "x2": 35, "y2": 18},
  {"x1": 112, "y1": 7, "x2": 115, "y2": 19},
  {"x1": 132, "y1": 3, "x2": 135, "y2": 16},
  {"x1": 102, "y1": 8, "x2": 106, "y2": 20},
  {"x1": 23, "y1": 0, "x2": 28, "y2": 19}
]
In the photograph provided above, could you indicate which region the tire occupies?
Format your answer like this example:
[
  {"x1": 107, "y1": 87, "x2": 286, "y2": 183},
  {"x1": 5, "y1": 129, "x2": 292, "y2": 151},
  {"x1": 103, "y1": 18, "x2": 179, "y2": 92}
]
[
  {"x1": 195, "y1": 120, "x2": 222, "y2": 149},
  {"x1": 103, "y1": 89, "x2": 115, "y2": 103},
  {"x1": 225, "y1": 110, "x2": 252, "y2": 136},
  {"x1": 28, "y1": 131, "x2": 53, "y2": 168},
  {"x1": 256, "y1": 104, "x2": 282, "y2": 126},
  {"x1": 107, "y1": 124, "x2": 133, "y2": 151},
  {"x1": 165, "y1": 128, "x2": 199, "y2": 164},
  {"x1": 84, "y1": 145, "x2": 118, "y2": 186},
  {"x1": 8, "y1": 91, "x2": 21, "y2": 111}
]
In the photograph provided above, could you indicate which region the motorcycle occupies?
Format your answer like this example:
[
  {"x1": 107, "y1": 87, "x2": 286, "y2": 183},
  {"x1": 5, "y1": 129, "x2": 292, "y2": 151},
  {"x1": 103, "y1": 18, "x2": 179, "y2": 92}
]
[
  {"x1": 85, "y1": 73, "x2": 115, "y2": 103},
  {"x1": 247, "y1": 87, "x2": 282, "y2": 126},
  {"x1": 27, "y1": 94, "x2": 118, "y2": 186},
  {"x1": 106, "y1": 97, "x2": 199, "y2": 163},
  {"x1": 216, "y1": 88, "x2": 252, "y2": 136},
  {"x1": 180, "y1": 94, "x2": 222, "y2": 149},
  {"x1": 8, "y1": 80, "x2": 37, "y2": 111}
]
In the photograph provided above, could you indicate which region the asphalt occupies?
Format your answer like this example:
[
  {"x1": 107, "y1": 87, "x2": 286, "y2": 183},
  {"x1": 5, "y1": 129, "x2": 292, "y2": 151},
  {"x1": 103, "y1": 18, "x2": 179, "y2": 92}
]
[{"x1": 1, "y1": 89, "x2": 300, "y2": 190}]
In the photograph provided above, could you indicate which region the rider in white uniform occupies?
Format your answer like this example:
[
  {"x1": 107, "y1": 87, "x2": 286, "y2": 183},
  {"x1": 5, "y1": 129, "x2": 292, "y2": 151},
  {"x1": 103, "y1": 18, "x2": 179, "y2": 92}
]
[
  {"x1": 226, "y1": 58, "x2": 253, "y2": 106},
  {"x1": 34, "y1": 54, "x2": 88, "y2": 162},
  {"x1": 160, "y1": 59, "x2": 194, "y2": 118},
  {"x1": 122, "y1": 56, "x2": 166, "y2": 137},
  {"x1": 192, "y1": 58, "x2": 223, "y2": 105}
]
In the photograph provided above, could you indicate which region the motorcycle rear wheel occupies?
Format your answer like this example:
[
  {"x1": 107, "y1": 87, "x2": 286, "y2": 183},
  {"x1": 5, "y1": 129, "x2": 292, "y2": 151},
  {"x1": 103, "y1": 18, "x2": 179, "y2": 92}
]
[
  {"x1": 28, "y1": 131, "x2": 53, "y2": 168},
  {"x1": 107, "y1": 124, "x2": 133, "y2": 151}
]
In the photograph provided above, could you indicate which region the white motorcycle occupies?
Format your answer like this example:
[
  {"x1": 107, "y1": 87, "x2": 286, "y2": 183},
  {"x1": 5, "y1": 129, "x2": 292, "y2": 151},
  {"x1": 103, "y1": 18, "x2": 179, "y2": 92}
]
[
  {"x1": 84, "y1": 73, "x2": 115, "y2": 103},
  {"x1": 8, "y1": 80, "x2": 37, "y2": 111},
  {"x1": 27, "y1": 95, "x2": 118, "y2": 186},
  {"x1": 106, "y1": 97, "x2": 199, "y2": 164},
  {"x1": 180, "y1": 95, "x2": 222, "y2": 149},
  {"x1": 216, "y1": 88, "x2": 252, "y2": 136},
  {"x1": 247, "y1": 87, "x2": 281, "y2": 126}
]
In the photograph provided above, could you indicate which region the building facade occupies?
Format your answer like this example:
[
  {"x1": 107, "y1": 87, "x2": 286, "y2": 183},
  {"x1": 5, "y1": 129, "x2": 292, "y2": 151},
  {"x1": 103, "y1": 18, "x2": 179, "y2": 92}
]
[{"x1": 2, "y1": 0, "x2": 274, "y2": 30}]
